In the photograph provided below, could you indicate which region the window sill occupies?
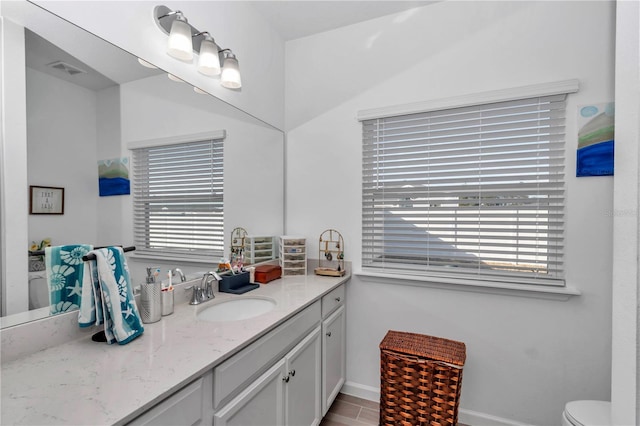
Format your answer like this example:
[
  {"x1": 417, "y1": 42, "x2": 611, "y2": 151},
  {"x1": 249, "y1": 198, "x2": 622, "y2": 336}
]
[{"x1": 355, "y1": 271, "x2": 581, "y2": 301}]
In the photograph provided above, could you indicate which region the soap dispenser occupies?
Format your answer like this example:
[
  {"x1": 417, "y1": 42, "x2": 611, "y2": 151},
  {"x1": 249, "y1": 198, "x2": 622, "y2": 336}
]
[{"x1": 140, "y1": 268, "x2": 162, "y2": 323}]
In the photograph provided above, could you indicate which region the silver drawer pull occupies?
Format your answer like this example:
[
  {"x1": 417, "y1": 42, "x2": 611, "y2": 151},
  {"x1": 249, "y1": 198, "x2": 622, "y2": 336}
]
[
  {"x1": 282, "y1": 375, "x2": 290, "y2": 383},
  {"x1": 326, "y1": 331, "x2": 332, "y2": 337},
  {"x1": 335, "y1": 297, "x2": 341, "y2": 302},
  {"x1": 289, "y1": 369, "x2": 296, "y2": 377}
]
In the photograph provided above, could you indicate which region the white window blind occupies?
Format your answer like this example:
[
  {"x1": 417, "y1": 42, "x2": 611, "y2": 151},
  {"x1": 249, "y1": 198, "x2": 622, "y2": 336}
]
[
  {"x1": 362, "y1": 94, "x2": 567, "y2": 285},
  {"x1": 132, "y1": 138, "x2": 224, "y2": 259}
]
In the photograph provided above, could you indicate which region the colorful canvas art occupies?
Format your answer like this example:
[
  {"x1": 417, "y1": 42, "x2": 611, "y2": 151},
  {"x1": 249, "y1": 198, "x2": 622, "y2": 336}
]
[
  {"x1": 98, "y1": 157, "x2": 130, "y2": 196},
  {"x1": 576, "y1": 102, "x2": 614, "y2": 177}
]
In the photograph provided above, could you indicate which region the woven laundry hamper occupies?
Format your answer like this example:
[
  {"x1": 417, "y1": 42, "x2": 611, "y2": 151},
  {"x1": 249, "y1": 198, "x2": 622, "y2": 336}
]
[{"x1": 379, "y1": 330, "x2": 466, "y2": 426}]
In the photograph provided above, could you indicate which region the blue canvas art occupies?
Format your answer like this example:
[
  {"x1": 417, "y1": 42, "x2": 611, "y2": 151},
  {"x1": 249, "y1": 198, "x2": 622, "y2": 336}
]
[
  {"x1": 576, "y1": 103, "x2": 614, "y2": 177},
  {"x1": 98, "y1": 157, "x2": 130, "y2": 196}
]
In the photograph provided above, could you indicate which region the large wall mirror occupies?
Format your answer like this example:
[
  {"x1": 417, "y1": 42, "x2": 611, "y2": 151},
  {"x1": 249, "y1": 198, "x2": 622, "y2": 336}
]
[{"x1": 0, "y1": 1, "x2": 284, "y2": 327}]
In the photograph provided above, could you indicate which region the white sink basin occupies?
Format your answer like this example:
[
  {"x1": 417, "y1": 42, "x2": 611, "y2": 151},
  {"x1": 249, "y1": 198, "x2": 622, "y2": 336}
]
[{"x1": 197, "y1": 297, "x2": 276, "y2": 322}]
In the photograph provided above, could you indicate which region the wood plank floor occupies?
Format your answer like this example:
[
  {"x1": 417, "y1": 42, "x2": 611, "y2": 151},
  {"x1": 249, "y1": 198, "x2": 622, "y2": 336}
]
[
  {"x1": 321, "y1": 393, "x2": 379, "y2": 425},
  {"x1": 320, "y1": 393, "x2": 470, "y2": 425}
]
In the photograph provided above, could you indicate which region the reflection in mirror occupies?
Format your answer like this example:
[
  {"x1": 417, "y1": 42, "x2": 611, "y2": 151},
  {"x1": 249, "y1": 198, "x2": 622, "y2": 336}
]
[
  {"x1": 244, "y1": 236, "x2": 278, "y2": 265},
  {"x1": 227, "y1": 228, "x2": 277, "y2": 273},
  {"x1": 1, "y1": 2, "x2": 284, "y2": 327}
]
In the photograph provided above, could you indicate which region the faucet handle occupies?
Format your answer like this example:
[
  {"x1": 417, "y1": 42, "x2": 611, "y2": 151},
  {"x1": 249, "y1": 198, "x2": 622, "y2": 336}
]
[{"x1": 185, "y1": 285, "x2": 203, "y2": 305}]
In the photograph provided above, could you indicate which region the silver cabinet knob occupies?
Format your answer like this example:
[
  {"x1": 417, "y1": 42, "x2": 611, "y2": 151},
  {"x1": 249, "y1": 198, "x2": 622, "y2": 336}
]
[
  {"x1": 282, "y1": 375, "x2": 290, "y2": 383},
  {"x1": 326, "y1": 331, "x2": 332, "y2": 337},
  {"x1": 335, "y1": 297, "x2": 341, "y2": 302},
  {"x1": 289, "y1": 370, "x2": 296, "y2": 377}
]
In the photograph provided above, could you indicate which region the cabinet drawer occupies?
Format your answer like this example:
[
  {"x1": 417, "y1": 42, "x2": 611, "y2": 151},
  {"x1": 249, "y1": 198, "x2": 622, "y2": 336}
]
[
  {"x1": 127, "y1": 373, "x2": 209, "y2": 426},
  {"x1": 321, "y1": 284, "x2": 345, "y2": 318},
  {"x1": 213, "y1": 300, "x2": 321, "y2": 409}
]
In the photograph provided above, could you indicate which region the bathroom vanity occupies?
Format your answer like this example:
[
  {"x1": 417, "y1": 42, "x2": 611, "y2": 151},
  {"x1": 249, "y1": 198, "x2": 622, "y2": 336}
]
[{"x1": 0, "y1": 273, "x2": 349, "y2": 425}]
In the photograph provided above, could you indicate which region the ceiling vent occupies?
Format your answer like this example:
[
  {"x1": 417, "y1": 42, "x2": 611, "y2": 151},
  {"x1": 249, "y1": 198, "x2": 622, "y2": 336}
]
[{"x1": 46, "y1": 61, "x2": 87, "y2": 76}]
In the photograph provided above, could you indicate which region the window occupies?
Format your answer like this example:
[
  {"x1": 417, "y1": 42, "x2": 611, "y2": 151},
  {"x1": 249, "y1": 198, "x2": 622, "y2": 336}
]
[
  {"x1": 132, "y1": 137, "x2": 224, "y2": 260},
  {"x1": 361, "y1": 93, "x2": 568, "y2": 286}
]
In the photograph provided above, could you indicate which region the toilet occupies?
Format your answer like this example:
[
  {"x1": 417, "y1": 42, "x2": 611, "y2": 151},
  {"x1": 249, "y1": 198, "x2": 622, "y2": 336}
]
[
  {"x1": 28, "y1": 272, "x2": 49, "y2": 310},
  {"x1": 562, "y1": 400, "x2": 611, "y2": 426}
]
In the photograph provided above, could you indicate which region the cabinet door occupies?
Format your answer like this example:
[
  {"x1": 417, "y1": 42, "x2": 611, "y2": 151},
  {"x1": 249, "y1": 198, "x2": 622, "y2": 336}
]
[
  {"x1": 285, "y1": 326, "x2": 322, "y2": 426},
  {"x1": 214, "y1": 359, "x2": 286, "y2": 426},
  {"x1": 322, "y1": 305, "x2": 346, "y2": 415}
]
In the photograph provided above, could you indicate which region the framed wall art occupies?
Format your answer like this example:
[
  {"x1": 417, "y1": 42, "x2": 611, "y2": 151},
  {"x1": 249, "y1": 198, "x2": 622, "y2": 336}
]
[{"x1": 29, "y1": 185, "x2": 64, "y2": 214}]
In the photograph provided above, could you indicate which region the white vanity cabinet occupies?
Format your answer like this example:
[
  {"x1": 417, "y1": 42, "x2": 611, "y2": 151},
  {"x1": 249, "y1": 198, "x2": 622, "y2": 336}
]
[
  {"x1": 214, "y1": 326, "x2": 322, "y2": 426},
  {"x1": 213, "y1": 300, "x2": 322, "y2": 426},
  {"x1": 125, "y1": 282, "x2": 346, "y2": 426},
  {"x1": 285, "y1": 326, "x2": 322, "y2": 425},
  {"x1": 321, "y1": 284, "x2": 346, "y2": 415},
  {"x1": 126, "y1": 371, "x2": 214, "y2": 426},
  {"x1": 213, "y1": 358, "x2": 286, "y2": 426}
]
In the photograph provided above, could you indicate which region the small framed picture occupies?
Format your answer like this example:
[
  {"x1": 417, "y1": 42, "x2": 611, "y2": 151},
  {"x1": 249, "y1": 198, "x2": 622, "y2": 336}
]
[{"x1": 29, "y1": 186, "x2": 64, "y2": 215}]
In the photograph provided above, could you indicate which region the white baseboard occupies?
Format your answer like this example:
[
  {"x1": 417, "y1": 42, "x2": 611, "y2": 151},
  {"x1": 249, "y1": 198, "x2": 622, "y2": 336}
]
[
  {"x1": 341, "y1": 381, "x2": 380, "y2": 402},
  {"x1": 458, "y1": 409, "x2": 534, "y2": 426},
  {"x1": 340, "y1": 381, "x2": 533, "y2": 426}
]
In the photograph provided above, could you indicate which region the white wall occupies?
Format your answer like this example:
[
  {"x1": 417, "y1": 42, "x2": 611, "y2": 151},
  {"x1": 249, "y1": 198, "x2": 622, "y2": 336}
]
[
  {"x1": 26, "y1": 68, "x2": 99, "y2": 248},
  {"x1": 285, "y1": 2, "x2": 615, "y2": 424},
  {"x1": 31, "y1": 0, "x2": 285, "y2": 130}
]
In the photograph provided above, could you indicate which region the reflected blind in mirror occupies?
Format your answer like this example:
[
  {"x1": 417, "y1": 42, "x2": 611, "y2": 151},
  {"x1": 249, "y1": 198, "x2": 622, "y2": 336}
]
[
  {"x1": 362, "y1": 94, "x2": 567, "y2": 286},
  {"x1": 132, "y1": 138, "x2": 224, "y2": 259}
]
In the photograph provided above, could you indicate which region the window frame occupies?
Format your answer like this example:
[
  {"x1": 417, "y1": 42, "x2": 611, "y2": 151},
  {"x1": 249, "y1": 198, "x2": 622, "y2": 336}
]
[{"x1": 358, "y1": 80, "x2": 580, "y2": 290}]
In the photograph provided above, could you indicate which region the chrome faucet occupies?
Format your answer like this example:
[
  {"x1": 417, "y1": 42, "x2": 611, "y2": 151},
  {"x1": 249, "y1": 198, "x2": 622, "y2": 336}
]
[
  {"x1": 188, "y1": 271, "x2": 221, "y2": 305},
  {"x1": 171, "y1": 268, "x2": 186, "y2": 282},
  {"x1": 202, "y1": 271, "x2": 222, "y2": 300}
]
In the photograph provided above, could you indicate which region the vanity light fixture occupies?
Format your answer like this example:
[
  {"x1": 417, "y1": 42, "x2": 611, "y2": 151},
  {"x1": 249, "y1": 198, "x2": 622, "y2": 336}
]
[
  {"x1": 196, "y1": 33, "x2": 221, "y2": 76},
  {"x1": 154, "y1": 5, "x2": 242, "y2": 89},
  {"x1": 158, "y1": 10, "x2": 193, "y2": 61},
  {"x1": 220, "y1": 50, "x2": 242, "y2": 89},
  {"x1": 193, "y1": 86, "x2": 209, "y2": 94}
]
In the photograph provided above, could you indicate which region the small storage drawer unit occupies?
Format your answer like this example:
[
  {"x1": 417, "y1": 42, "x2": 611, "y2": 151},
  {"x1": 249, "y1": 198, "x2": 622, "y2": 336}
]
[
  {"x1": 279, "y1": 236, "x2": 307, "y2": 276},
  {"x1": 244, "y1": 236, "x2": 277, "y2": 264}
]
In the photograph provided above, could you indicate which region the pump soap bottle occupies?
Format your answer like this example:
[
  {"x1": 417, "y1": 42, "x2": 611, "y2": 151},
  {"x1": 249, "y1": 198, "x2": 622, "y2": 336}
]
[{"x1": 140, "y1": 267, "x2": 162, "y2": 323}]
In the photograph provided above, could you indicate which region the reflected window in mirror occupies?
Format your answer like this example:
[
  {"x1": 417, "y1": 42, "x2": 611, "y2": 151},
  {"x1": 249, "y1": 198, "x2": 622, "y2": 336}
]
[{"x1": 131, "y1": 135, "x2": 225, "y2": 260}]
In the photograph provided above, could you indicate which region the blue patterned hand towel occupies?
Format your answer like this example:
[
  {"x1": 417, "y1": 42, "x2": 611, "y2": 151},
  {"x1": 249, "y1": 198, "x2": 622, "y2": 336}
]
[
  {"x1": 83, "y1": 247, "x2": 144, "y2": 345},
  {"x1": 45, "y1": 245, "x2": 93, "y2": 315},
  {"x1": 78, "y1": 256, "x2": 102, "y2": 328}
]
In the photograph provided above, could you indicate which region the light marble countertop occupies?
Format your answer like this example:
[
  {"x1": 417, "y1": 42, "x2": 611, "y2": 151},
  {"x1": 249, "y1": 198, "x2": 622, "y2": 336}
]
[{"x1": 1, "y1": 273, "x2": 349, "y2": 425}]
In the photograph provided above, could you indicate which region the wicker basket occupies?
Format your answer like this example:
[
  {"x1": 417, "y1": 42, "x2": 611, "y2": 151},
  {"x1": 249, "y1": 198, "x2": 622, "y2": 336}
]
[{"x1": 379, "y1": 330, "x2": 466, "y2": 426}]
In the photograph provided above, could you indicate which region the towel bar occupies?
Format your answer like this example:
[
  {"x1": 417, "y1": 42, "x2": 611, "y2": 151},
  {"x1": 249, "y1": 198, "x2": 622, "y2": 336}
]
[
  {"x1": 82, "y1": 246, "x2": 136, "y2": 261},
  {"x1": 29, "y1": 245, "x2": 136, "y2": 259}
]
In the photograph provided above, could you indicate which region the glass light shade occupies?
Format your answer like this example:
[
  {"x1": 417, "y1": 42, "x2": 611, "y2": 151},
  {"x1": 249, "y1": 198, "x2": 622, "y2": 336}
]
[
  {"x1": 221, "y1": 55, "x2": 242, "y2": 89},
  {"x1": 197, "y1": 37, "x2": 221, "y2": 76},
  {"x1": 193, "y1": 86, "x2": 208, "y2": 94},
  {"x1": 167, "y1": 17, "x2": 193, "y2": 61},
  {"x1": 167, "y1": 73, "x2": 184, "y2": 83}
]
